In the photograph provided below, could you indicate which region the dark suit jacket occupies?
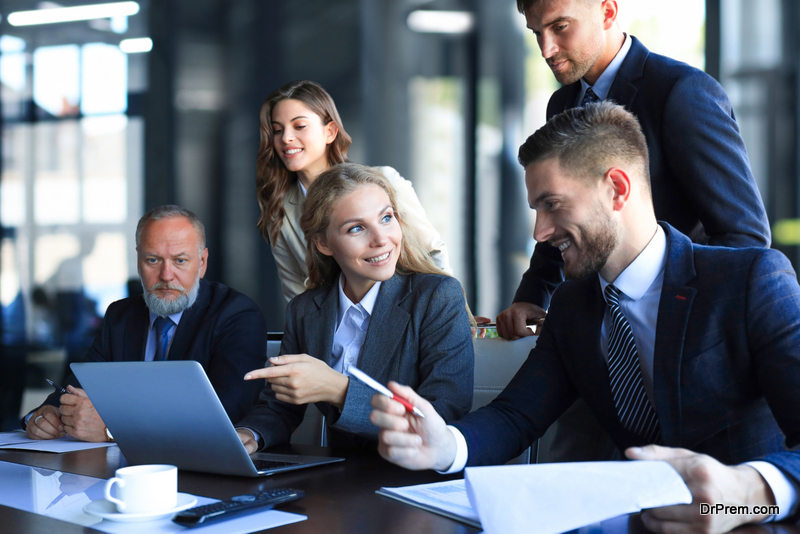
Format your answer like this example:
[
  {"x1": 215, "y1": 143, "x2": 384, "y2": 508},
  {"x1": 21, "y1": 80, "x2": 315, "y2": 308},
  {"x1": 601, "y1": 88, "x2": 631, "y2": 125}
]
[
  {"x1": 456, "y1": 224, "x2": 800, "y2": 487},
  {"x1": 515, "y1": 36, "x2": 771, "y2": 309},
  {"x1": 29, "y1": 279, "x2": 266, "y2": 425},
  {"x1": 237, "y1": 272, "x2": 474, "y2": 450}
]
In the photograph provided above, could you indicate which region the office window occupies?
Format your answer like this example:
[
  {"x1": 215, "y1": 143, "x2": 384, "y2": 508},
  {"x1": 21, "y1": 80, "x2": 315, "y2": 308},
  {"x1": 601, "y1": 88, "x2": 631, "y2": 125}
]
[
  {"x1": 409, "y1": 77, "x2": 467, "y2": 281},
  {"x1": 1, "y1": 28, "x2": 145, "y2": 367}
]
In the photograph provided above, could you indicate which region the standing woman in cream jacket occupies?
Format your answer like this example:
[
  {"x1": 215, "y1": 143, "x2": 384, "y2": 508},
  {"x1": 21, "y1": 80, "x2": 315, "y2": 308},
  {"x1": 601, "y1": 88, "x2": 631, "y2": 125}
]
[{"x1": 256, "y1": 80, "x2": 450, "y2": 302}]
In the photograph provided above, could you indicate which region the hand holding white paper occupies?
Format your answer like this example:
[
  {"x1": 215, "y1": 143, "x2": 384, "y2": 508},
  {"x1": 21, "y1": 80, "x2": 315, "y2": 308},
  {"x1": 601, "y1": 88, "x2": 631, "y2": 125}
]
[{"x1": 464, "y1": 460, "x2": 692, "y2": 534}]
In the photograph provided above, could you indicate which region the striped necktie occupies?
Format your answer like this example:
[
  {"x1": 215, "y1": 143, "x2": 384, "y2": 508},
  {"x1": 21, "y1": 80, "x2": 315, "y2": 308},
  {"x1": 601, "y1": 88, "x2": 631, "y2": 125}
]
[
  {"x1": 604, "y1": 284, "x2": 661, "y2": 443},
  {"x1": 581, "y1": 87, "x2": 600, "y2": 106},
  {"x1": 154, "y1": 316, "x2": 175, "y2": 361}
]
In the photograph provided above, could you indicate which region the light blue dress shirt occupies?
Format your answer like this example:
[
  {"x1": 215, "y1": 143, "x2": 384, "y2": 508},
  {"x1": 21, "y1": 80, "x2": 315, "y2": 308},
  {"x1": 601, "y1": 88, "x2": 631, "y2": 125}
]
[
  {"x1": 577, "y1": 33, "x2": 632, "y2": 104},
  {"x1": 145, "y1": 311, "x2": 183, "y2": 361}
]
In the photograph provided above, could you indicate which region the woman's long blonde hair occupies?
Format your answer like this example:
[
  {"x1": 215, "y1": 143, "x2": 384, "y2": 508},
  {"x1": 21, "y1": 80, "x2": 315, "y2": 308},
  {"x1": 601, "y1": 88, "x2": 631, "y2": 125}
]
[
  {"x1": 300, "y1": 163, "x2": 445, "y2": 288},
  {"x1": 256, "y1": 80, "x2": 352, "y2": 243}
]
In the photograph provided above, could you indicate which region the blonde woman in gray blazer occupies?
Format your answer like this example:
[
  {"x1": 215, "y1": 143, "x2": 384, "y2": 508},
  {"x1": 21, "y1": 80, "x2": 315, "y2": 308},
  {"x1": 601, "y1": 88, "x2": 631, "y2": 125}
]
[
  {"x1": 256, "y1": 80, "x2": 450, "y2": 302},
  {"x1": 238, "y1": 164, "x2": 472, "y2": 451}
]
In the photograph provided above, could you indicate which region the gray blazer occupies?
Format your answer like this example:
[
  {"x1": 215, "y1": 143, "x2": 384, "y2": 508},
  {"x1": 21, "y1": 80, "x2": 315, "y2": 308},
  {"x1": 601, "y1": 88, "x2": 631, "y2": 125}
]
[{"x1": 238, "y1": 272, "x2": 474, "y2": 450}]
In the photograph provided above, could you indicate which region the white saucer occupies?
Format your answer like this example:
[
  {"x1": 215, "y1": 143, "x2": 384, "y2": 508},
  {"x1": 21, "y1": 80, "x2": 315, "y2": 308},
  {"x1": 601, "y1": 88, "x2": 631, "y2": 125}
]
[{"x1": 84, "y1": 492, "x2": 198, "y2": 523}]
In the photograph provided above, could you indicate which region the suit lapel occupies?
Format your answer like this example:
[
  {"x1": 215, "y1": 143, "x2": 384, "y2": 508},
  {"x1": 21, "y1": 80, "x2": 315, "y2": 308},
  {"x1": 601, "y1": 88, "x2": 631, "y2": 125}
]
[
  {"x1": 568, "y1": 278, "x2": 621, "y2": 427},
  {"x1": 358, "y1": 274, "x2": 410, "y2": 379},
  {"x1": 124, "y1": 296, "x2": 149, "y2": 361},
  {"x1": 306, "y1": 282, "x2": 338, "y2": 366},
  {"x1": 547, "y1": 83, "x2": 581, "y2": 117},
  {"x1": 167, "y1": 279, "x2": 211, "y2": 360},
  {"x1": 284, "y1": 184, "x2": 307, "y2": 246},
  {"x1": 606, "y1": 37, "x2": 647, "y2": 109},
  {"x1": 652, "y1": 224, "x2": 697, "y2": 446}
]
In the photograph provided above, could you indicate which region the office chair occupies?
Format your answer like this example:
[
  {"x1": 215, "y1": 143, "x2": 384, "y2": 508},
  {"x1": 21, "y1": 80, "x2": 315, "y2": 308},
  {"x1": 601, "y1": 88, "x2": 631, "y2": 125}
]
[
  {"x1": 472, "y1": 334, "x2": 538, "y2": 463},
  {"x1": 265, "y1": 334, "x2": 327, "y2": 446}
]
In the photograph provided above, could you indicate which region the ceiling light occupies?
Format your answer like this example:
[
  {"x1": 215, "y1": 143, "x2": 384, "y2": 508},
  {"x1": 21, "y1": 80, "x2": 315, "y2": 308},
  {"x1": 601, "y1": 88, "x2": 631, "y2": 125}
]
[
  {"x1": 120, "y1": 37, "x2": 151, "y2": 53},
  {"x1": 8, "y1": 2, "x2": 139, "y2": 26},
  {"x1": 407, "y1": 10, "x2": 474, "y2": 34}
]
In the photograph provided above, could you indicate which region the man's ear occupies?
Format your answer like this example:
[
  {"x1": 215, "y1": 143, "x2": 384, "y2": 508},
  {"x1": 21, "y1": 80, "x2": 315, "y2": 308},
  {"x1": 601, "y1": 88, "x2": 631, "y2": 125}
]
[
  {"x1": 600, "y1": 0, "x2": 619, "y2": 30},
  {"x1": 324, "y1": 121, "x2": 338, "y2": 146},
  {"x1": 606, "y1": 167, "x2": 632, "y2": 211},
  {"x1": 314, "y1": 235, "x2": 334, "y2": 257},
  {"x1": 199, "y1": 248, "x2": 209, "y2": 279}
]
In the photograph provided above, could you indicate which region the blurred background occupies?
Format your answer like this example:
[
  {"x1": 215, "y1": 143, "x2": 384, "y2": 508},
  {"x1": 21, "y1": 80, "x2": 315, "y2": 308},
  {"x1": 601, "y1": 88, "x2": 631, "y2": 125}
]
[{"x1": 0, "y1": 0, "x2": 793, "y2": 428}]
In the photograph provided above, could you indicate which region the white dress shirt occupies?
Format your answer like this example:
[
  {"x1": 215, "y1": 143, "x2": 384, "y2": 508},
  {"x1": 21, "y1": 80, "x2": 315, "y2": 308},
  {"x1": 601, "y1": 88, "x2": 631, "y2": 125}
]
[
  {"x1": 331, "y1": 275, "x2": 382, "y2": 377},
  {"x1": 443, "y1": 227, "x2": 796, "y2": 520}
]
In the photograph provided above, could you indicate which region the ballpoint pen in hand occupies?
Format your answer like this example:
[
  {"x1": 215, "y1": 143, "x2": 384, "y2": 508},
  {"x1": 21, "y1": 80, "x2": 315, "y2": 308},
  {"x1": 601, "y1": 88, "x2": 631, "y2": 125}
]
[
  {"x1": 348, "y1": 366, "x2": 425, "y2": 418},
  {"x1": 45, "y1": 378, "x2": 73, "y2": 396}
]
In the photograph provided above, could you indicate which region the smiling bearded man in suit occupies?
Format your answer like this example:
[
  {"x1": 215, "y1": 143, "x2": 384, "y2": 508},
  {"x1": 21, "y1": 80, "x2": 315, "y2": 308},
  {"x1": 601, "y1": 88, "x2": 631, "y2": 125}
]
[{"x1": 372, "y1": 103, "x2": 800, "y2": 533}]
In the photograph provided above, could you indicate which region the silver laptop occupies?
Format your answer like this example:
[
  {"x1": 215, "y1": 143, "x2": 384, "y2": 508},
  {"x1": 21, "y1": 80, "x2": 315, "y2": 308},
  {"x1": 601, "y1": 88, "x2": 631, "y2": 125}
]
[{"x1": 71, "y1": 361, "x2": 344, "y2": 477}]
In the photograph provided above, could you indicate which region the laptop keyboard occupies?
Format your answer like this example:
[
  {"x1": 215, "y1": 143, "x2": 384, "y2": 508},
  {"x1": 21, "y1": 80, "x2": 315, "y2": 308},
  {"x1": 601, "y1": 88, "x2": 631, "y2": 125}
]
[{"x1": 253, "y1": 459, "x2": 300, "y2": 471}]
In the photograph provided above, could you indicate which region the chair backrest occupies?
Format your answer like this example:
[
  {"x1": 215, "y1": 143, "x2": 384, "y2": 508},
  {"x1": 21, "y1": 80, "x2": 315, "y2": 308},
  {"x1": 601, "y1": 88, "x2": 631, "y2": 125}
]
[
  {"x1": 266, "y1": 340, "x2": 281, "y2": 362},
  {"x1": 472, "y1": 334, "x2": 538, "y2": 463},
  {"x1": 265, "y1": 335, "x2": 326, "y2": 446},
  {"x1": 472, "y1": 335, "x2": 537, "y2": 410}
]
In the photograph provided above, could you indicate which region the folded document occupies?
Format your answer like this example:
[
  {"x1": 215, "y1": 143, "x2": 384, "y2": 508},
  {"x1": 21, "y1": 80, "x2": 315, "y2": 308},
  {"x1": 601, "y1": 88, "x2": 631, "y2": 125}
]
[
  {"x1": 0, "y1": 431, "x2": 116, "y2": 453},
  {"x1": 379, "y1": 461, "x2": 692, "y2": 534}
]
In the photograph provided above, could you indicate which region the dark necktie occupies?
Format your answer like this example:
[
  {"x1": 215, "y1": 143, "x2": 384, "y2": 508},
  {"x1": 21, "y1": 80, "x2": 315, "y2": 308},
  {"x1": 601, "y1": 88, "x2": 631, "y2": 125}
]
[
  {"x1": 153, "y1": 316, "x2": 176, "y2": 361},
  {"x1": 604, "y1": 284, "x2": 661, "y2": 443},
  {"x1": 581, "y1": 87, "x2": 600, "y2": 107}
]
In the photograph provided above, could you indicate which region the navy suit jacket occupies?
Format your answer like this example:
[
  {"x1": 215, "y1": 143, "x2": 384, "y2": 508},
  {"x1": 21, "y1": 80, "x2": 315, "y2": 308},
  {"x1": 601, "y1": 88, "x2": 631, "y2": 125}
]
[
  {"x1": 515, "y1": 36, "x2": 771, "y2": 309},
  {"x1": 237, "y1": 272, "x2": 474, "y2": 450},
  {"x1": 29, "y1": 279, "x2": 266, "y2": 425},
  {"x1": 456, "y1": 224, "x2": 800, "y2": 486}
]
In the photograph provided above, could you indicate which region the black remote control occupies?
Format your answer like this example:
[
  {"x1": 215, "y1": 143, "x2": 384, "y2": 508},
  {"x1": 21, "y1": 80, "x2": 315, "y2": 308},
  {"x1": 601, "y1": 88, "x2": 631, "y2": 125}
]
[{"x1": 172, "y1": 488, "x2": 305, "y2": 527}]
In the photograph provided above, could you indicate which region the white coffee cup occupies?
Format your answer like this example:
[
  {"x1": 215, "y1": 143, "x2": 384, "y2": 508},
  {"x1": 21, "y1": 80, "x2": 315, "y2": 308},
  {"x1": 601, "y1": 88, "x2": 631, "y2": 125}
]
[{"x1": 104, "y1": 464, "x2": 178, "y2": 514}]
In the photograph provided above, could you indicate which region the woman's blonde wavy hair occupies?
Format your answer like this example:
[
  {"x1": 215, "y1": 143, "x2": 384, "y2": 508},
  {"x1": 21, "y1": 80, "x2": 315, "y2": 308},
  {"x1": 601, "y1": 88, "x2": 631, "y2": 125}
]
[
  {"x1": 256, "y1": 80, "x2": 352, "y2": 243},
  {"x1": 300, "y1": 163, "x2": 445, "y2": 289}
]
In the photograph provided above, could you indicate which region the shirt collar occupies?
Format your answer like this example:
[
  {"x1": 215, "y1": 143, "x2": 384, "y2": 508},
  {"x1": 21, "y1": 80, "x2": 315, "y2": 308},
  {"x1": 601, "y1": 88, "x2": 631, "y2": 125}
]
[
  {"x1": 336, "y1": 274, "x2": 381, "y2": 325},
  {"x1": 599, "y1": 225, "x2": 666, "y2": 301},
  {"x1": 298, "y1": 180, "x2": 307, "y2": 197},
  {"x1": 148, "y1": 310, "x2": 183, "y2": 329},
  {"x1": 580, "y1": 33, "x2": 632, "y2": 101}
]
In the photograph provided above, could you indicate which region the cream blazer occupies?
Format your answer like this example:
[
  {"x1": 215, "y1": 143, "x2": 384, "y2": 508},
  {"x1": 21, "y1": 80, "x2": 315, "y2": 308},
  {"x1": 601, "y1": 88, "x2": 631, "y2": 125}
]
[{"x1": 269, "y1": 166, "x2": 451, "y2": 303}]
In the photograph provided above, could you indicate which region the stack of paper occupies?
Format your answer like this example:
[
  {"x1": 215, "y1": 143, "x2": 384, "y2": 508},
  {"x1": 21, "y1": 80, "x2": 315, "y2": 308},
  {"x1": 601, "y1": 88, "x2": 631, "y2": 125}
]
[
  {"x1": 0, "y1": 431, "x2": 117, "y2": 453},
  {"x1": 379, "y1": 461, "x2": 692, "y2": 534}
]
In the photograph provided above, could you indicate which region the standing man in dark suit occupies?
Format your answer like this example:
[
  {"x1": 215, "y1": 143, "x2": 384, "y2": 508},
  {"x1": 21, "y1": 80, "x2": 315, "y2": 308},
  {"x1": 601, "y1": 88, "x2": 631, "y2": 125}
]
[
  {"x1": 24, "y1": 205, "x2": 266, "y2": 442},
  {"x1": 372, "y1": 104, "x2": 800, "y2": 532},
  {"x1": 496, "y1": 0, "x2": 770, "y2": 340}
]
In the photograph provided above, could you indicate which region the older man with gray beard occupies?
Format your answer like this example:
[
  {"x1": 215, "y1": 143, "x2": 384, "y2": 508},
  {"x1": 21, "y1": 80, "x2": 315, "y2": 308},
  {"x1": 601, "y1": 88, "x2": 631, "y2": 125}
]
[{"x1": 23, "y1": 205, "x2": 266, "y2": 443}]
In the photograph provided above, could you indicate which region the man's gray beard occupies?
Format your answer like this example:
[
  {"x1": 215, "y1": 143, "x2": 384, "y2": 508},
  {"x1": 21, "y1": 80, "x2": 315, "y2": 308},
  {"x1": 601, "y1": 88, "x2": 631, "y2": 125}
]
[{"x1": 142, "y1": 276, "x2": 201, "y2": 317}]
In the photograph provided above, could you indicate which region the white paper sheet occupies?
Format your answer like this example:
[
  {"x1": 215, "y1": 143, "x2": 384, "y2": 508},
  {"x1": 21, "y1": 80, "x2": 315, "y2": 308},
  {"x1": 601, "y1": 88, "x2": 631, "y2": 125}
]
[
  {"x1": 0, "y1": 431, "x2": 117, "y2": 453},
  {"x1": 464, "y1": 461, "x2": 692, "y2": 534},
  {"x1": 377, "y1": 479, "x2": 480, "y2": 528}
]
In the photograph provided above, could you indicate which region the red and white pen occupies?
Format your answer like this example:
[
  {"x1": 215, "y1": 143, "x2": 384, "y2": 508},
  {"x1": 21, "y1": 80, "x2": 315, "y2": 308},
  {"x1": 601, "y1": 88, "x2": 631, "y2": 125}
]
[{"x1": 348, "y1": 366, "x2": 425, "y2": 419}]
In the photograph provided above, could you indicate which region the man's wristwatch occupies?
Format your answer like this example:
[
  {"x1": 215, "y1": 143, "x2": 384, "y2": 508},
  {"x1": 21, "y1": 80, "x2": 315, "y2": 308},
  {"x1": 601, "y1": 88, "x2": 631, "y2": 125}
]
[{"x1": 104, "y1": 426, "x2": 115, "y2": 442}]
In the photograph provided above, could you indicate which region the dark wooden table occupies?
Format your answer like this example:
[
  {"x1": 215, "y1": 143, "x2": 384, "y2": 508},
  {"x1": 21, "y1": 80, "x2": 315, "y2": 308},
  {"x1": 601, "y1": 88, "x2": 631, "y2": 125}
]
[
  {"x1": 3, "y1": 444, "x2": 798, "y2": 534},
  {"x1": 0, "y1": 443, "x2": 478, "y2": 533}
]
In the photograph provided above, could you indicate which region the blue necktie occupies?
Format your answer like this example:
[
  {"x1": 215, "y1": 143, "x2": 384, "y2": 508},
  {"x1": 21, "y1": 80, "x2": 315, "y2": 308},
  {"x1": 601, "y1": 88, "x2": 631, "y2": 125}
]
[
  {"x1": 605, "y1": 284, "x2": 661, "y2": 443},
  {"x1": 153, "y1": 316, "x2": 175, "y2": 361},
  {"x1": 581, "y1": 87, "x2": 600, "y2": 107}
]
